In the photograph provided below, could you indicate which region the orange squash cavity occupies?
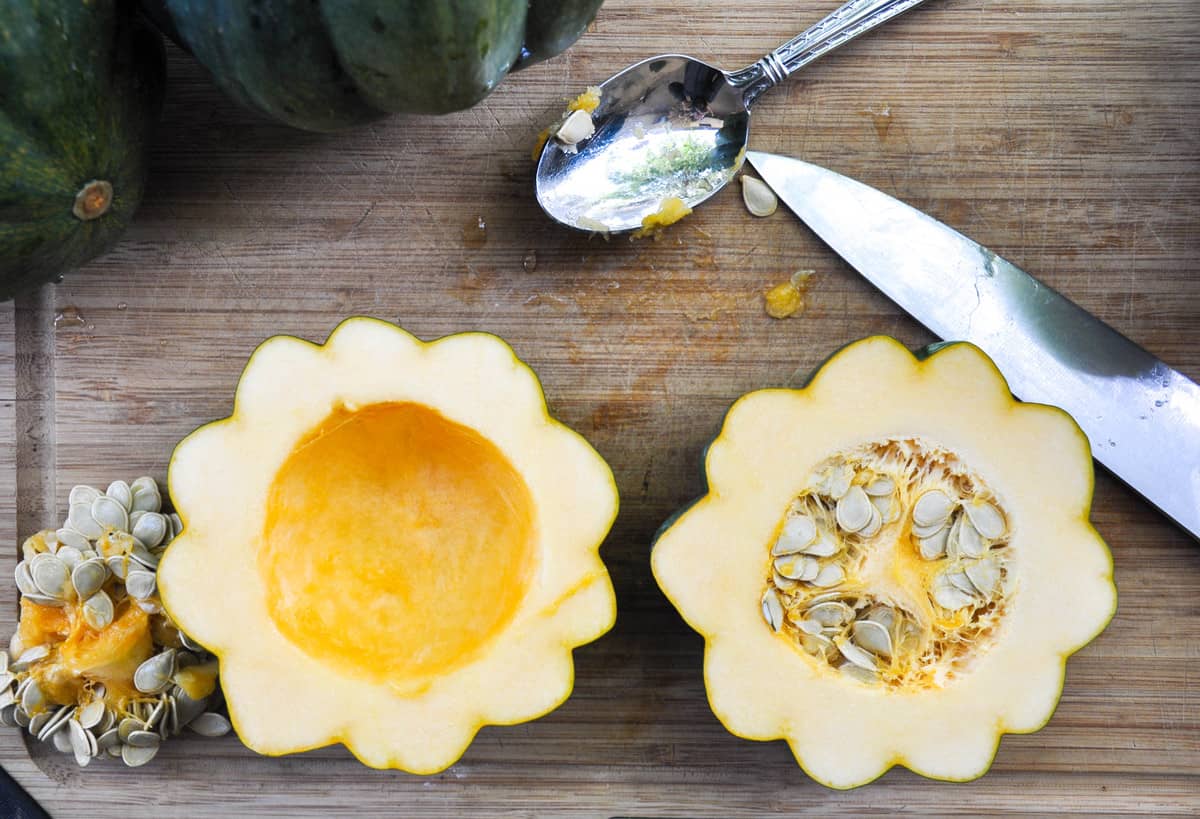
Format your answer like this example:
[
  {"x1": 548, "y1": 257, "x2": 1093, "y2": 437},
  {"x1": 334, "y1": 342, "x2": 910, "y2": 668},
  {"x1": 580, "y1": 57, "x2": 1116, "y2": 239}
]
[{"x1": 260, "y1": 401, "x2": 537, "y2": 685}]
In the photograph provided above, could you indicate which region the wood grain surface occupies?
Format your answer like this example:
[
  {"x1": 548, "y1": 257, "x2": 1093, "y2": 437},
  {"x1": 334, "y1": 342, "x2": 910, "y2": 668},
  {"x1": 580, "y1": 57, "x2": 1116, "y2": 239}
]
[{"x1": 2, "y1": 0, "x2": 1199, "y2": 815}]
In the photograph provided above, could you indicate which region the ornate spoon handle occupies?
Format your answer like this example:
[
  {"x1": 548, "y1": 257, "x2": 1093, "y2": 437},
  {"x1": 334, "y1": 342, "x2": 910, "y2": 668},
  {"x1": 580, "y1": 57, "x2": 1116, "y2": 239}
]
[{"x1": 731, "y1": 0, "x2": 931, "y2": 106}]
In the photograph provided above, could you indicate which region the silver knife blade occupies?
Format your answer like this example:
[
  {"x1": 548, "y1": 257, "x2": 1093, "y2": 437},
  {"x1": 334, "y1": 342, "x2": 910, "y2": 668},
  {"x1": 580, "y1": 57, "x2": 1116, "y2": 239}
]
[{"x1": 747, "y1": 150, "x2": 1200, "y2": 540}]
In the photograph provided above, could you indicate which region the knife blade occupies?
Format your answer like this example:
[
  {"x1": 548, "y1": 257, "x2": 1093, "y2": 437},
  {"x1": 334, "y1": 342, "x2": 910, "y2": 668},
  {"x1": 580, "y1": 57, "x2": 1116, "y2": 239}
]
[{"x1": 747, "y1": 150, "x2": 1200, "y2": 540}]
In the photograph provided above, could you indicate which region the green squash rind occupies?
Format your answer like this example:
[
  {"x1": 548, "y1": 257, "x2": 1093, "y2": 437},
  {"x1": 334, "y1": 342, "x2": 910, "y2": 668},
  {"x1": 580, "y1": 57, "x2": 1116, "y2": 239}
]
[
  {"x1": 516, "y1": 0, "x2": 605, "y2": 69},
  {"x1": 321, "y1": 0, "x2": 527, "y2": 115},
  {"x1": 0, "y1": 0, "x2": 165, "y2": 299},
  {"x1": 153, "y1": 0, "x2": 605, "y2": 130},
  {"x1": 161, "y1": 0, "x2": 385, "y2": 133}
]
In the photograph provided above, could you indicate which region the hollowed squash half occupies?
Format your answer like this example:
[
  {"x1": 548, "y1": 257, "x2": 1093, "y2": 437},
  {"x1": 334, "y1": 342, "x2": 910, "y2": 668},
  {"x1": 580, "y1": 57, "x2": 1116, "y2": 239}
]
[{"x1": 159, "y1": 318, "x2": 618, "y2": 772}]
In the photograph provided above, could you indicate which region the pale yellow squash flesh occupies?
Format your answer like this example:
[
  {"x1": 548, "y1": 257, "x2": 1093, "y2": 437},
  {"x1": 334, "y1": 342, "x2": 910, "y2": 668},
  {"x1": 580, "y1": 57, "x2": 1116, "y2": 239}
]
[
  {"x1": 160, "y1": 318, "x2": 618, "y2": 772},
  {"x1": 651, "y1": 336, "x2": 1116, "y2": 788}
]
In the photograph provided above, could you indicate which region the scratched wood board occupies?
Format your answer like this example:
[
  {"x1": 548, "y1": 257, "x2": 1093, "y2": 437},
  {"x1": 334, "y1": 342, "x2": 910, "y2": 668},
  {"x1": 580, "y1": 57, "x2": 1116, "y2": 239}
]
[{"x1": 1, "y1": 0, "x2": 1198, "y2": 815}]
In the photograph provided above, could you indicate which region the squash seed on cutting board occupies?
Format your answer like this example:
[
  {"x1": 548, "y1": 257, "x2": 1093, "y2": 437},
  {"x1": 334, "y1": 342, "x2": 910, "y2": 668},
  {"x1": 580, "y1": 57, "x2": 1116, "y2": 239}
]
[{"x1": 740, "y1": 175, "x2": 778, "y2": 217}]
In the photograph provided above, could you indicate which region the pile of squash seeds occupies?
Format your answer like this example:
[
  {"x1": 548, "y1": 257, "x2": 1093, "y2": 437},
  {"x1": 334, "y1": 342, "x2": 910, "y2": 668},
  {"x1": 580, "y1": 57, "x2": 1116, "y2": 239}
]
[{"x1": 2, "y1": 478, "x2": 231, "y2": 767}]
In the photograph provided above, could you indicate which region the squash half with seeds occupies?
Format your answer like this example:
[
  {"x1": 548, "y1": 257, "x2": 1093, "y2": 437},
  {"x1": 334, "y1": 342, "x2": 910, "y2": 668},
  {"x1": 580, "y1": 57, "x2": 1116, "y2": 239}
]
[
  {"x1": 652, "y1": 336, "x2": 1116, "y2": 788},
  {"x1": 158, "y1": 317, "x2": 618, "y2": 771}
]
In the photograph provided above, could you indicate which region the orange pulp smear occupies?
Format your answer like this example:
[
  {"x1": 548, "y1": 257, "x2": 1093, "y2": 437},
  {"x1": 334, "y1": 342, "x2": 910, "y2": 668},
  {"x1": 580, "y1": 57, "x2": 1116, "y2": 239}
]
[
  {"x1": 632, "y1": 197, "x2": 692, "y2": 239},
  {"x1": 260, "y1": 402, "x2": 537, "y2": 686}
]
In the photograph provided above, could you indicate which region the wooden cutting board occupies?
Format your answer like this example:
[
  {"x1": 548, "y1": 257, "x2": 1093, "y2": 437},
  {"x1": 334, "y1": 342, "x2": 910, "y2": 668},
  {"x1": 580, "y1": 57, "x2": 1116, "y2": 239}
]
[{"x1": 1, "y1": 1, "x2": 1198, "y2": 815}]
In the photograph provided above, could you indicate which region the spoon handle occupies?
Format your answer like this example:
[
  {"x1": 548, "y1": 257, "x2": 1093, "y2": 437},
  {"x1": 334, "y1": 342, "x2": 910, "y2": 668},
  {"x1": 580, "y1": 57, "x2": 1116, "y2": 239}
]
[{"x1": 731, "y1": 0, "x2": 930, "y2": 106}]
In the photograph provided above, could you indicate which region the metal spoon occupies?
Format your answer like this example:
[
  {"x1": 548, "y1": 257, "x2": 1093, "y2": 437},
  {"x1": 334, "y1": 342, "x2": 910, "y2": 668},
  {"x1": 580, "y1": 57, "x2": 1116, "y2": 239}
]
[{"x1": 535, "y1": 0, "x2": 930, "y2": 233}]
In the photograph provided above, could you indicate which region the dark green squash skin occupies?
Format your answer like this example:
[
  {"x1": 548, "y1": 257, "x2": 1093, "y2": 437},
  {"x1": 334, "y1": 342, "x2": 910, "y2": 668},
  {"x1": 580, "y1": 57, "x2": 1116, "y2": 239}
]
[
  {"x1": 152, "y1": 0, "x2": 604, "y2": 131},
  {"x1": 158, "y1": 0, "x2": 386, "y2": 132},
  {"x1": 0, "y1": 0, "x2": 165, "y2": 300},
  {"x1": 518, "y1": 0, "x2": 604, "y2": 69}
]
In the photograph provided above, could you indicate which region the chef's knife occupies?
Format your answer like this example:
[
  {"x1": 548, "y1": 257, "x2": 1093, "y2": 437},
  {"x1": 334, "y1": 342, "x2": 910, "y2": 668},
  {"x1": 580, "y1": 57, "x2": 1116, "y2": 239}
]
[{"x1": 747, "y1": 151, "x2": 1200, "y2": 540}]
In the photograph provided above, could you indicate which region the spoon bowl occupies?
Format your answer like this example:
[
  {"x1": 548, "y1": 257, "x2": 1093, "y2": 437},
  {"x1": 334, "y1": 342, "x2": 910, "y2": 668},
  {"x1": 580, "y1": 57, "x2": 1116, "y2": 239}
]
[
  {"x1": 536, "y1": 55, "x2": 749, "y2": 233},
  {"x1": 535, "y1": 0, "x2": 930, "y2": 233}
]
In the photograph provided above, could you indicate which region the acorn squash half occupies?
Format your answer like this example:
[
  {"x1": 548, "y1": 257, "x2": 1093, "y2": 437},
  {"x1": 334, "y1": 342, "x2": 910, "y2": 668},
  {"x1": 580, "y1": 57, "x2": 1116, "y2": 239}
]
[
  {"x1": 651, "y1": 336, "x2": 1116, "y2": 788},
  {"x1": 158, "y1": 317, "x2": 618, "y2": 771}
]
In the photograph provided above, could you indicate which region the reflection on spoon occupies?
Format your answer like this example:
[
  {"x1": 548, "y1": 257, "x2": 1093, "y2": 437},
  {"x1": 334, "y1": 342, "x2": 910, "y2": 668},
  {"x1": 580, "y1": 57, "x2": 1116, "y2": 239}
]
[{"x1": 535, "y1": 0, "x2": 932, "y2": 234}]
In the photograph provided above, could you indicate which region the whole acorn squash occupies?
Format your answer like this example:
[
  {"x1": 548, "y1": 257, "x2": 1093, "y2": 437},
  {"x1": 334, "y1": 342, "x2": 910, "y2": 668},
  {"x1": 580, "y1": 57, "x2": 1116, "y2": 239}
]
[
  {"x1": 652, "y1": 337, "x2": 1116, "y2": 788},
  {"x1": 146, "y1": 0, "x2": 605, "y2": 131},
  {"x1": 0, "y1": 0, "x2": 165, "y2": 299},
  {"x1": 158, "y1": 318, "x2": 619, "y2": 771}
]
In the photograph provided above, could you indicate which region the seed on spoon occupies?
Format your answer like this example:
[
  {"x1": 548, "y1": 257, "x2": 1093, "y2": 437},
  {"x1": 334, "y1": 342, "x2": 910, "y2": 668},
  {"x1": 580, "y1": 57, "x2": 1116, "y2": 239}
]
[{"x1": 554, "y1": 109, "x2": 595, "y2": 151}]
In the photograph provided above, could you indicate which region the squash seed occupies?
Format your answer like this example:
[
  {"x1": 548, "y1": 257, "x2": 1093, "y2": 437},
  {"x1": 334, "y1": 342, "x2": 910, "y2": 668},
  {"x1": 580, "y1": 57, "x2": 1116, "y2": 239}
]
[
  {"x1": 811, "y1": 564, "x2": 845, "y2": 588},
  {"x1": 835, "y1": 486, "x2": 873, "y2": 533},
  {"x1": 121, "y1": 742, "x2": 159, "y2": 767},
  {"x1": 131, "y1": 513, "x2": 168, "y2": 549},
  {"x1": 134, "y1": 651, "x2": 176, "y2": 694},
  {"x1": 834, "y1": 636, "x2": 878, "y2": 671},
  {"x1": 963, "y1": 499, "x2": 1006, "y2": 540},
  {"x1": 794, "y1": 618, "x2": 824, "y2": 636},
  {"x1": 56, "y1": 528, "x2": 91, "y2": 552},
  {"x1": 851, "y1": 620, "x2": 893, "y2": 659},
  {"x1": 29, "y1": 553, "x2": 69, "y2": 599},
  {"x1": 807, "y1": 601, "x2": 853, "y2": 627},
  {"x1": 125, "y1": 570, "x2": 157, "y2": 601},
  {"x1": 554, "y1": 109, "x2": 595, "y2": 149},
  {"x1": 69, "y1": 485, "x2": 102, "y2": 507},
  {"x1": 67, "y1": 503, "x2": 105, "y2": 539},
  {"x1": 865, "y1": 476, "x2": 895, "y2": 496},
  {"x1": 772, "y1": 513, "x2": 818, "y2": 555},
  {"x1": 773, "y1": 554, "x2": 817, "y2": 581},
  {"x1": 918, "y1": 525, "x2": 950, "y2": 560},
  {"x1": 126, "y1": 729, "x2": 161, "y2": 748},
  {"x1": 772, "y1": 570, "x2": 799, "y2": 591},
  {"x1": 740, "y1": 176, "x2": 778, "y2": 217},
  {"x1": 839, "y1": 662, "x2": 878, "y2": 684},
  {"x1": 188, "y1": 712, "x2": 232, "y2": 737},
  {"x1": 106, "y1": 481, "x2": 133, "y2": 512},
  {"x1": 53, "y1": 728, "x2": 74, "y2": 753},
  {"x1": 913, "y1": 490, "x2": 953, "y2": 528},
  {"x1": 13, "y1": 562, "x2": 38, "y2": 597},
  {"x1": 71, "y1": 559, "x2": 108, "y2": 599},
  {"x1": 965, "y1": 556, "x2": 1001, "y2": 599},
  {"x1": 857, "y1": 505, "x2": 883, "y2": 538},
  {"x1": 761, "y1": 588, "x2": 784, "y2": 632},
  {"x1": 37, "y1": 705, "x2": 74, "y2": 741},
  {"x1": 932, "y1": 574, "x2": 976, "y2": 611},
  {"x1": 82, "y1": 591, "x2": 114, "y2": 630},
  {"x1": 96, "y1": 728, "x2": 120, "y2": 752},
  {"x1": 28, "y1": 710, "x2": 51, "y2": 737},
  {"x1": 68, "y1": 718, "x2": 97, "y2": 766},
  {"x1": 76, "y1": 700, "x2": 105, "y2": 731},
  {"x1": 91, "y1": 496, "x2": 129, "y2": 532},
  {"x1": 949, "y1": 513, "x2": 986, "y2": 559},
  {"x1": 802, "y1": 531, "x2": 840, "y2": 557}
]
